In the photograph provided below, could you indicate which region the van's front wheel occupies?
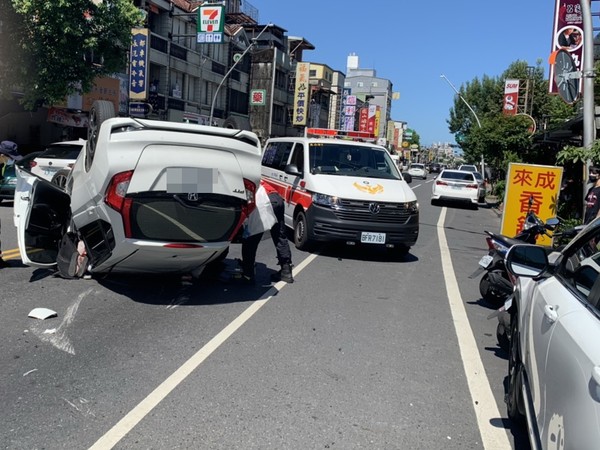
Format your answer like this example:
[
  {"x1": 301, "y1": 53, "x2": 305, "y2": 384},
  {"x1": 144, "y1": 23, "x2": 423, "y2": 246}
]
[{"x1": 294, "y1": 211, "x2": 313, "y2": 251}]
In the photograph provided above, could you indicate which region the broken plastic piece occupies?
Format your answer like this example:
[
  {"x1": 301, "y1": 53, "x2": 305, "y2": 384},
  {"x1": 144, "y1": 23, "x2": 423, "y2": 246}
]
[{"x1": 28, "y1": 308, "x2": 58, "y2": 320}]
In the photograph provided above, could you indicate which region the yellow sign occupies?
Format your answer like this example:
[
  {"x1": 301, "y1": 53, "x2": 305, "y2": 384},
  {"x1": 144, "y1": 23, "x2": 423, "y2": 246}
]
[
  {"x1": 292, "y1": 62, "x2": 310, "y2": 126},
  {"x1": 500, "y1": 163, "x2": 563, "y2": 246}
]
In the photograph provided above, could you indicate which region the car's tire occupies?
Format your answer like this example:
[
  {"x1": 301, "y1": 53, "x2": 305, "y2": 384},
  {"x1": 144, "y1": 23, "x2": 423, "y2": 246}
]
[
  {"x1": 506, "y1": 311, "x2": 526, "y2": 424},
  {"x1": 51, "y1": 168, "x2": 72, "y2": 190},
  {"x1": 86, "y1": 100, "x2": 115, "y2": 171},
  {"x1": 293, "y1": 211, "x2": 312, "y2": 251}
]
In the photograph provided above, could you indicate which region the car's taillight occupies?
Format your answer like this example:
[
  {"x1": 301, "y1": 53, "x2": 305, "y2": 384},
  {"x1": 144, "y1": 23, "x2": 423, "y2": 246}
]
[
  {"x1": 466, "y1": 183, "x2": 478, "y2": 189},
  {"x1": 228, "y1": 178, "x2": 257, "y2": 241},
  {"x1": 105, "y1": 170, "x2": 134, "y2": 237},
  {"x1": 436, "y1": 180, "x2": 448, "y2": 186},
  {"x1": 30, "y1": 161, "x2": 38, "y2": 168},
  {"x1": 244, "y1": 178, "x2": 257, "y2": 214}
]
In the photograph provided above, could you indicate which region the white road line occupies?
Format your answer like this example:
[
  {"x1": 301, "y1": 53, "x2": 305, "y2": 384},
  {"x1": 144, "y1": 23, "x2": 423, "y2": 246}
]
[
  {"x1": 437, "y1": 208, "x2": 511, "y2": 450},
  {"x1": 89, "y1": 253, "x2": 319, "y2": 450}
]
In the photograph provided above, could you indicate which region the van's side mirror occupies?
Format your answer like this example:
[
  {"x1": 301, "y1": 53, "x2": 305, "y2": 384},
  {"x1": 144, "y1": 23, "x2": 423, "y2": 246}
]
[{"x1": 285, "y1": 164, "x2": 302, "y2": 176}]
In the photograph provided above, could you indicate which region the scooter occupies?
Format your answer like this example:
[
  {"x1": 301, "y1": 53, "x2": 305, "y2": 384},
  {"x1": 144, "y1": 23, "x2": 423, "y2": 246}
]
[
  {"x1": 488, "y1": 223, "x2": 584, "y2": 351},
  {"x1": 469, "y1": 209, "x2": 559, "y2": 306}
]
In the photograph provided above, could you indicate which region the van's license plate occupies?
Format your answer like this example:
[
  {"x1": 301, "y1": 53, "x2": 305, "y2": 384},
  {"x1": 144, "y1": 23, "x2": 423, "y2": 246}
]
[{"x1": 361, "y1": 232, "x2": 386, "y2": 244}]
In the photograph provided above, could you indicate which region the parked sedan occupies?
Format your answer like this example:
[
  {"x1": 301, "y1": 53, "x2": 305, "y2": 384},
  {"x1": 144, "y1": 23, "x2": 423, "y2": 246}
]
[
  {"x1": 15, "y1": 101, "x2": 262, "y2": 278},
  {"x1": 407, "y1": 163, "x2": 427, "y2": 179},
  {"x1": 30, "y1": 139, "x2": 85, "y2": 183},
  {"x1": 431, "y1": 169, "x2": 480, "y2": 207},
  {"x1": 504, "y1": 219, "x2": 600, "y2": 449}
]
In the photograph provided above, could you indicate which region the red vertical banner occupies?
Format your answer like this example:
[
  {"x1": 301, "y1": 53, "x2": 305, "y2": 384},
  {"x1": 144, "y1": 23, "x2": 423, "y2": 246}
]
[
  {"x1": 358, "y1": 107, "x2": 369, "y2": 132},
  {"x1": 549, "y1": 0, "x2": 585, "y2": 94},
  {"x1": 502, "y1": 79, "x2": 519, "y2": 115}
]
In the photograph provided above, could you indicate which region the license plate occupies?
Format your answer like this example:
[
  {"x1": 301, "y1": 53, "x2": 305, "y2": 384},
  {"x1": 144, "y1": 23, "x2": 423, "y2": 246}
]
[
  {"x1": 361, "y1": 232, "x2": 386, "y2": 244},
  {"x1": 43, "y1": 168, "x2": 58, "y2": 175},
  {"x1": 478, "y1": 254, "x2": 493, "y2": 268}
]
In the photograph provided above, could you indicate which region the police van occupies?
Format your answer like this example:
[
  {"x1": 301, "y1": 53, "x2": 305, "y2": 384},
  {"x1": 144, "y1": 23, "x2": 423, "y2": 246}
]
[{"x1": 261, "y1": 128, "x2": 419, "y2": 253}]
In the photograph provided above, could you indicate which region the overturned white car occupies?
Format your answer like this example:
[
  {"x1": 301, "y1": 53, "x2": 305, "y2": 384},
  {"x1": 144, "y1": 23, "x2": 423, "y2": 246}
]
[{"x1": 15, "y1": 101, "x2": 262, "y2": 277}]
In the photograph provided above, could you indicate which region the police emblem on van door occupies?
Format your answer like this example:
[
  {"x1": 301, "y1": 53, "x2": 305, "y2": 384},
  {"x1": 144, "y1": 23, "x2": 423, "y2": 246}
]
[{"x1": 353, "y1": 181, "x2": 384, "y2": 195}]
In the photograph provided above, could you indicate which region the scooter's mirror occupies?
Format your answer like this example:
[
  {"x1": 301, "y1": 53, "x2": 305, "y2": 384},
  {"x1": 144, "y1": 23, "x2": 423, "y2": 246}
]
[{"x1": 546, "y1": 217, "x2": 560, "y2": 228}]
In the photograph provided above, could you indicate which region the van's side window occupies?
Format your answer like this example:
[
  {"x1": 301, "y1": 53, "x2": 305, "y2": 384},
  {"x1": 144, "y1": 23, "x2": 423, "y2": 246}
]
[
  {"x1": 290, "y1": 144, "x2": 305, "y2": 173},
  {"x1": 262, "y1": 142, "x2": 294, "y2": 170}
]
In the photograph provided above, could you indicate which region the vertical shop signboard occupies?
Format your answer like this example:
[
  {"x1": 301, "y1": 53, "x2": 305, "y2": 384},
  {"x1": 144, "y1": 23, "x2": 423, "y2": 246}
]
[
  {"x1": 129, "y1": 28, "x2": 148, "y2": 100},
  {"x1": 501, "y1": 163, "x2": 563, "y2": 246},
  {"x1": 292, "y1": 62, "x2": 310, "y2": 126},
  {"x1": 197, "y1": 5, "x2": 225, "y2": 43},
  {"x1": 549, "y1": 0, "x2": 584, "y2": 94}
]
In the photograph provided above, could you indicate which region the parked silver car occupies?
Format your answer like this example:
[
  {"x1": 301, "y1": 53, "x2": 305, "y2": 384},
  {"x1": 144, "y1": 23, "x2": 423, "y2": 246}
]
[{"x1": 504, "y1": 218, "x2": 600, "y2": 449}]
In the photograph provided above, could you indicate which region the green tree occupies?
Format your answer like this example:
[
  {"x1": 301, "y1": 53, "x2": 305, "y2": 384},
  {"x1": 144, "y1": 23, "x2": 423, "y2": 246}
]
[
  {"x1": 0, "y1": 0, "x2": 142, "y2": 109},
  {"x1": 446, "y1": 60, "x2": 577, "y2": 172}
]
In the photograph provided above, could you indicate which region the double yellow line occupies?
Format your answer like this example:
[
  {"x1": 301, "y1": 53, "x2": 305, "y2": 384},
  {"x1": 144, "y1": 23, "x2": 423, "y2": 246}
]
[{"x1": 1, "y1": 248, "x2": 21, "y2": 260}]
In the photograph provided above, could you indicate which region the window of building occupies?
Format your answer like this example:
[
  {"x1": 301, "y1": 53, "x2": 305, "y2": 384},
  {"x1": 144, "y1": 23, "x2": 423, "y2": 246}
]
[
  {"x1": 309, "y1": 69, "x2": 317, "y2": 77},
  {"x1": 371, "y1": 82, "x2": 378, "y2": 87},
  {"x1": 357, "y1": 81, "x2": 364, "y2": 87}
]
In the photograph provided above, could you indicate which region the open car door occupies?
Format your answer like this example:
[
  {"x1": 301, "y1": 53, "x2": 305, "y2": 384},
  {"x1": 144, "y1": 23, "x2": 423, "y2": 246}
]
[{"x1": 15, "y1": 165, "x2": 71, "y2": 268}]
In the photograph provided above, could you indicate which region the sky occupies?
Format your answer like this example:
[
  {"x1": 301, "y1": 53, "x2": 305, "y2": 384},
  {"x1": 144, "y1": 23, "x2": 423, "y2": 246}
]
[{"x1": 247, "y1": 0, "x2": 556, "y2": 146}]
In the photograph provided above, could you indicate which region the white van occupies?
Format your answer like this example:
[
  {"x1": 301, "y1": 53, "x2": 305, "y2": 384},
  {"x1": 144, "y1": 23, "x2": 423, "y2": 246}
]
[{"x1": 261, "y1": 133, "x2": 419, "y2": 254}]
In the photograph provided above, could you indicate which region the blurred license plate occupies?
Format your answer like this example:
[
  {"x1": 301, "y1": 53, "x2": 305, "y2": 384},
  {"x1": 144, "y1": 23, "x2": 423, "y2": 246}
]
[
  {"x1": 478, "y1": 254, "x2": 494, "y2": 268},
  {"x1": 361, "y1": 232, "x2": 386, "y2": 244}
]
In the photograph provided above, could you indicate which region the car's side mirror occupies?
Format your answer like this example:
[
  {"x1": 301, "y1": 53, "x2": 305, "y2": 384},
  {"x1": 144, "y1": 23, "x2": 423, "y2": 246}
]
[
  {"x1": 505, "y1": 244, "x2": 548, "y2": 278},
  {"x1": 403, "y1": 172, "x2": 412, "y2": 184},
  {"x1": 284, "y1": 164, "x2": 302, "y2": 176}
]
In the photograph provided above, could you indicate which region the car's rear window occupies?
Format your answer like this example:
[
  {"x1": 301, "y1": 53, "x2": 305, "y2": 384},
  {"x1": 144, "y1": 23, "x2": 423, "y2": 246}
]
[
  {"x1": 441, "y1": 171, "x2": 475, "y2": 181},
  {"x1": 39, "y1": 144, "x2": 82, "y2": 160},
  {"x1": 128, "y1": 193, "x2": 243, "y2": 242}
]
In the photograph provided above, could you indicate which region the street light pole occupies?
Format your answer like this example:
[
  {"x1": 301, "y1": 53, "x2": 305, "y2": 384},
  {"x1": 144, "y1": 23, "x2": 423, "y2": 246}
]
[
  {"x1": 440, "y1": 74, "x2": 481, "y2": 129},
  {"x1": 441, "y1": 74, "x2": 484, "y2": 175},
  {"x1": 209, "y1": 22, "x2": 273, "y2": 125}
]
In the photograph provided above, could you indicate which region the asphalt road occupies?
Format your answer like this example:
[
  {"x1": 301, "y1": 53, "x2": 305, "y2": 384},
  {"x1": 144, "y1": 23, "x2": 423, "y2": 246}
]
[{"x1": 0, "y1": 179, "x2": 531, "y2": 450}]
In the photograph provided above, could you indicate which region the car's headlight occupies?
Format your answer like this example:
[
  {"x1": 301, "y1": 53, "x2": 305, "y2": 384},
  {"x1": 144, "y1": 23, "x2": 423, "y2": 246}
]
[
  {"x1": 312, "y1": 192, "x2": 341, "y2": 208},
  {"x1": 405, "y1": 200, "x2": 419, "y2": 213}
]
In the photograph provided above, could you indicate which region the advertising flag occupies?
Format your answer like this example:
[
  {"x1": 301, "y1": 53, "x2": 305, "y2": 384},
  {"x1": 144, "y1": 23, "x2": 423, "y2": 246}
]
[
  {"x1": 502, "y1": 79, "x2": 519, "y2": 115},
  {"x1": 549, "y1": 0, "x2": 584, "y2": 95}
]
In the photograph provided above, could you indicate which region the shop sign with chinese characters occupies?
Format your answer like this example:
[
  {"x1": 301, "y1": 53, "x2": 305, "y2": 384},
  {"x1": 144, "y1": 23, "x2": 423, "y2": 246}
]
[
  {"x1": 292, "y1": 62, "x2": 310, "y2": 126},
  {"x1": 250, "y1": 89, "x2": 266, "y2": 105},
  {"x1": 501, "y1": 163, "x2": 563, "y2": 246},
  {"x1": 129, "y1": 28, "x2": 148, "y2": 100}
]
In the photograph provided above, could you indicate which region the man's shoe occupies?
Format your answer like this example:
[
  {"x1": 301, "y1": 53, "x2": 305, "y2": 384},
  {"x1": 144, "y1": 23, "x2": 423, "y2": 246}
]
[
  {"x1": 0, "y1": 257, "x2": 9, "y2": 268},
  {"x1": 280, "y1": 264, "x2": 294, "y2": 283}
]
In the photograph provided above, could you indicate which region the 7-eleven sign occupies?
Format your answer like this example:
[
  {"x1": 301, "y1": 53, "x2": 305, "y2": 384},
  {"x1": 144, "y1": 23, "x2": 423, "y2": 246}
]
[{"x1": 197, "y1": 5, "x2": 225, "y2": 43}]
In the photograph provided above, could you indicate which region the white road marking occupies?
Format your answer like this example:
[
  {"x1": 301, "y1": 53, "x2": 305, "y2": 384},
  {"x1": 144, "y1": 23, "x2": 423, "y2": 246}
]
[
  {"x1": 89, "y1": 253, "x2": 319, "y2": 449},
  {"x1": 437, "y1": 208, "x2": 511, "y2": 450}
]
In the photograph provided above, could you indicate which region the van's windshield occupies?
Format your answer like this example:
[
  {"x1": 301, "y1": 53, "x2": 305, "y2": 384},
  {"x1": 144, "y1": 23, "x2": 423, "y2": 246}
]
[{"x1": 309, "y1": 143, "x2": 401, "y2": 180}]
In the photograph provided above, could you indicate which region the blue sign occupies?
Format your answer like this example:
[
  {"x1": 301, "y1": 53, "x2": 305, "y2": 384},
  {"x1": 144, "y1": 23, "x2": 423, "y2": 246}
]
[{"x1": 129, "y1": 28, "x2": 149, "y2": 100}]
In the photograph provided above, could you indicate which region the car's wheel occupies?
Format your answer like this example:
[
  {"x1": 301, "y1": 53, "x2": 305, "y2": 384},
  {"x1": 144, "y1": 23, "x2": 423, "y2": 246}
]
[
  {"x1": 506, "y1": 311, "x2": 525, "y2": 424},
  {"x1": 51, "y1": 168, "x2": 71, "y2": 190},
  {"x1": 293, "y1": 211, "x2": 312, "y2": 251},
  {"x1": 86, "y1": 100, "x2": 115, "y2": 171}
]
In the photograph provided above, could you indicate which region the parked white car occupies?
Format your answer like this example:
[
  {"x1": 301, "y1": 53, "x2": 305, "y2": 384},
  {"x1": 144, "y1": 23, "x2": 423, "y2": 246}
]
[
  {"x1": 15, "y1": 101, "x2": 262, "y2": 277},
  {"x1": 504, "y1": 220, "x2": 600, "y2": 449},
  {"x1": 407, "y1": 163, "x2": 427, "y2": 179},
  {"x1": 30, "y1": 139, "x2": 85, "y2": 184},
  {"x1": 431, "y1": 169, "x2": 480, "y2": 207}
]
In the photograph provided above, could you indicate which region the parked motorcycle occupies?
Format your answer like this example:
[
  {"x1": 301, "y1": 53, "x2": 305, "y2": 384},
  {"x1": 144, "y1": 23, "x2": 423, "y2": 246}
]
[
  {"x1": 488, "y1": 223, "x2": 584, "y2": 351},
  {"x1": 469, "y1": 209, "x2": 559, "y2": 306}
]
